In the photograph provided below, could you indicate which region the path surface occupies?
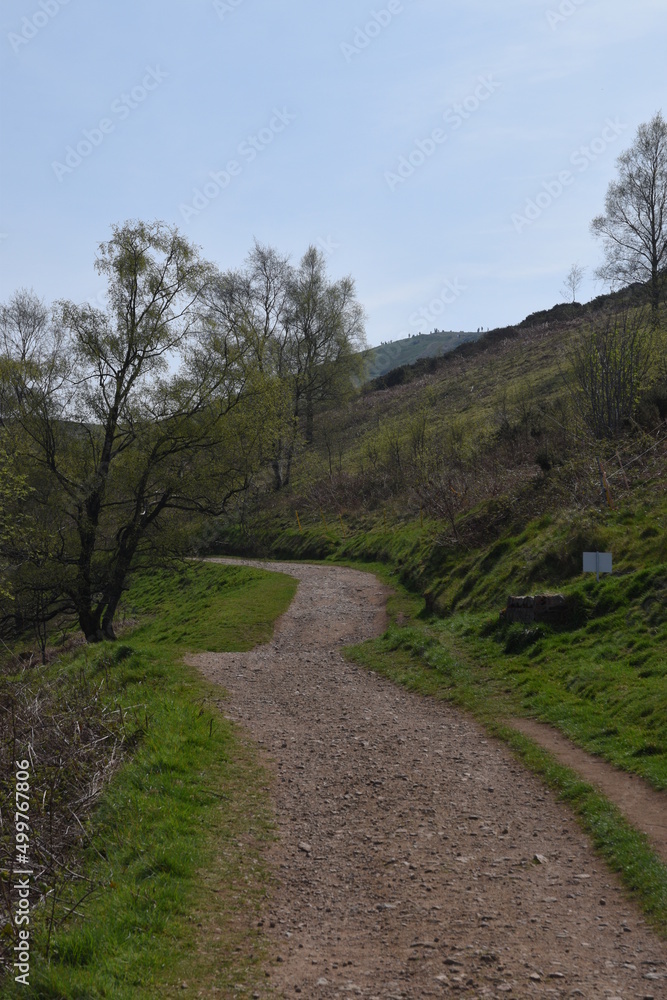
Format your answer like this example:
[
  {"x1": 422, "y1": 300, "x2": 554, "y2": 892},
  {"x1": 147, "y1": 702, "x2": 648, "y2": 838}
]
[
  {"x1": 191, "y1": 559, "x2": 666, "y2": 999},
  {"x1": 508, "y1": 719, "x2": 667, "y2": 863}
]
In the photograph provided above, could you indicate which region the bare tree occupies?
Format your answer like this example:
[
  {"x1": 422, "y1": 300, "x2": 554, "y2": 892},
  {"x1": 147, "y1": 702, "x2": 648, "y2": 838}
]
[
  {"x1": 0, "y1": 288, "x2": 49, "y2": 362},
  {"x1": 561, "y1": 263, "x2": 585, "y2": 303},
  {"x1": 591, "y1": 111, "x2": 667, "y2": 315}
]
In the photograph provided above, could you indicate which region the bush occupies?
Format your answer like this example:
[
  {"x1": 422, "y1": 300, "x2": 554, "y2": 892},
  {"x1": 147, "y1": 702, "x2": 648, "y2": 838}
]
[{"x1": 502, "y1": 621, "x2": 550, "y2": 654}]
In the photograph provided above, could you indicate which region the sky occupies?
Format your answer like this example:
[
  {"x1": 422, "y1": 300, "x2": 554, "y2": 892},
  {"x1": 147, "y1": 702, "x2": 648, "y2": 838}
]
[{"x1": 1, "y1": 0, "x2": 665, "y2": 348}]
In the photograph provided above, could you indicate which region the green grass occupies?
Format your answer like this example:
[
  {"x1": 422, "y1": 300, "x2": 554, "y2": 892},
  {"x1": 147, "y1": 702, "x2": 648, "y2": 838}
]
[
  {"x1": 1, "y1": 560, "x2": 297, "y2": 999},
  {"x1": 122, "y1": 560, "x2": 298, "y2": 652}
]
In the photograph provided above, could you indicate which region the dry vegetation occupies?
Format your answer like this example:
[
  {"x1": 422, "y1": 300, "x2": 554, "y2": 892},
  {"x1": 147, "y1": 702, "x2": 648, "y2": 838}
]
[{"x1": 0, "y1": 647, "x2": 141, "y2": 967}]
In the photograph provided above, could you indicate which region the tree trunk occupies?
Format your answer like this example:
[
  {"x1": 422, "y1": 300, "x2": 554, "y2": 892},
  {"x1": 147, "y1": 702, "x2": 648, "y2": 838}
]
[
  {"x1": 305, "y1": 392, "x2": 314, "y2": 444},
  {"x1": 651, "y1": 259, "x2": 661, "y2": 318},
  {"x1": 77, "y1": 606, "x2": 105, "y2": 644}
]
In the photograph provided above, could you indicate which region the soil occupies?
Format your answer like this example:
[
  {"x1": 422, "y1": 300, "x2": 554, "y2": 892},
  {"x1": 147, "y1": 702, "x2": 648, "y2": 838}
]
[{"x1": 190, "y1": 559, "x2": 667, "y2": 999}]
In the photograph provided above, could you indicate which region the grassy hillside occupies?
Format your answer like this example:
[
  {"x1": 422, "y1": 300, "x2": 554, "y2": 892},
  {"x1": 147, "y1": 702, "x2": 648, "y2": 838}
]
[{"x1": 363, "y1": 327, "x2": 483, "y2": 379}]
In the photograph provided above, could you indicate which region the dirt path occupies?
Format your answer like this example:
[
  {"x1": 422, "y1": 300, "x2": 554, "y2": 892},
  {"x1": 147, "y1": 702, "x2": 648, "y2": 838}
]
[
  {"x1": 507, "y1": 719, "x2": 667, "y2": 863},
  {"x1": 190, "y1": 559, "x2": 666, "y2": 999}
]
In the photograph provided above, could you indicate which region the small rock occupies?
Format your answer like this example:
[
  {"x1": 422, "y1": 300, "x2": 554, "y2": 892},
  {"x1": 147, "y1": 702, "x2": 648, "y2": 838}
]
[
  {"x1": 298, "y1": 841, "x2": 312, "y2": 853},
  {"x1": 533, "y1": 854, "x2": 548, "y2": 864}
]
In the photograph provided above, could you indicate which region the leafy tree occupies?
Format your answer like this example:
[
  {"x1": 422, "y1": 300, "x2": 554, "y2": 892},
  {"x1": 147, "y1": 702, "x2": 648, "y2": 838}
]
[
  {"x1": 206, "y1": 242, "x2": 366, "y2": 489},
  {"x1": 0, "y1": 449, "x2": 32, "y2": 602},
  {"x1": 287, "y1": 246, "x2": 366, "y2": 445},
  {"x1": 0, "y1": 221, "x2": 266, "y2": 642},
  {"x1": 204, "y1": 242, "x2": 298, "y2": 490},
  {"x1": 591, "y1": 111, "x2": 667, "y2": 315}
]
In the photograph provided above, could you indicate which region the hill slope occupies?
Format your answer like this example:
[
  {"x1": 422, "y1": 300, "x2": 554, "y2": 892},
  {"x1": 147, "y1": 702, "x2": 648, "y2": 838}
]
[
  {"x1": 363, "y1": 327, "x2": 483, "y2": 379},
  {"x1": 206, "y1": 291, "x2": 667, "y2": 795}
]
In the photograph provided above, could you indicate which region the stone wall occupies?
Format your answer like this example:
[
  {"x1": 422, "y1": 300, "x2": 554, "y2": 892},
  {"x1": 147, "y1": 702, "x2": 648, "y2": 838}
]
[{"x1": 503, "y1": 594, "x2": 568, "y2": 625}]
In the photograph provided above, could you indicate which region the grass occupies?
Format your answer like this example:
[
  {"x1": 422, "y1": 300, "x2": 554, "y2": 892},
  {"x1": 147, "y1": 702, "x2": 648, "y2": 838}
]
[
  {"x1": 1, "y1": 560, "x2": 297, "y2": 999},
  {"x1": 123, "y1": 559, "x2": 298, "y2": 652}
]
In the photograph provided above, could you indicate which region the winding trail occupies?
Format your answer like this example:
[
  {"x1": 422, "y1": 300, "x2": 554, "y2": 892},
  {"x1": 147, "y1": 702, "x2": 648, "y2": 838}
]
[{"x1": 190, "y1": 559, "x2": 666, "y2": 999}]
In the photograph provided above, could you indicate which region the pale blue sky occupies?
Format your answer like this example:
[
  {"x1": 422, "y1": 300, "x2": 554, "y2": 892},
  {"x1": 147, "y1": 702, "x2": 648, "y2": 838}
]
[{"x1": 1, "y1": 0, "x2": 665, "y2": 346}]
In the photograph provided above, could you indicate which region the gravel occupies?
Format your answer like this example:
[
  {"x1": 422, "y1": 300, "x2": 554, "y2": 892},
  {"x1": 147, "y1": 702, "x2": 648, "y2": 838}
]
[{"x1": 191, "y1": 559, "x2": 666, "y2": 999}]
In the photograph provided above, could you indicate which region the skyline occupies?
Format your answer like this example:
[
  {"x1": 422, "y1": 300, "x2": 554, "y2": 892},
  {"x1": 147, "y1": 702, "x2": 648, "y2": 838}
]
[{"x1": 1, "y1": 0, "x2": 665, "y2": 346}]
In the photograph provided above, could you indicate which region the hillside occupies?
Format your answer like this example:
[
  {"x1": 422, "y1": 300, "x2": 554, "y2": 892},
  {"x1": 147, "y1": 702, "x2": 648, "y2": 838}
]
[
  {"x1": 208, "y1": 292, "x2": 667, "y2": 795},
  {"x1": 363, "y1": 327, "x2": 483, "y2": 379},
  {"x1": 361, "y1": 283, "x2": 652, "y2": 383}
]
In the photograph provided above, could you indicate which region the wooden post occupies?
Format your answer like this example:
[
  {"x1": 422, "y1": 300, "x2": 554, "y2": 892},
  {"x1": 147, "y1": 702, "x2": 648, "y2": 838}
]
[{"x1": 295, "y1": 510, "x2": 303, "y2": 533}]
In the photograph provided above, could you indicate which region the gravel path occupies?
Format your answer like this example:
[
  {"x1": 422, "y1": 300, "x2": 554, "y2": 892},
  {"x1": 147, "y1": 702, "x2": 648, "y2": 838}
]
[{"x1": 190, "y1": 559, "x2": 666, "y2": 1000}]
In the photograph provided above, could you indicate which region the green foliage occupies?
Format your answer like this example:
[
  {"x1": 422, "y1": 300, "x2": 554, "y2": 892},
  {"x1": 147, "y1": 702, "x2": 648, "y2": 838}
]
[{"x1": 0, "y1": 450, "x2": 32, "y2": 599}]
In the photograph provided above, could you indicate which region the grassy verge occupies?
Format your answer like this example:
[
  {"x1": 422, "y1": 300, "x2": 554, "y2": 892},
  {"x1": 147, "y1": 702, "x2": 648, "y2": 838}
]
[
  {"x1": 344, "y1": 567, "x2": 667, "y2": 937},
  {"x1": 1, "y1": 560, "x2": 297, "y2": 999}
]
